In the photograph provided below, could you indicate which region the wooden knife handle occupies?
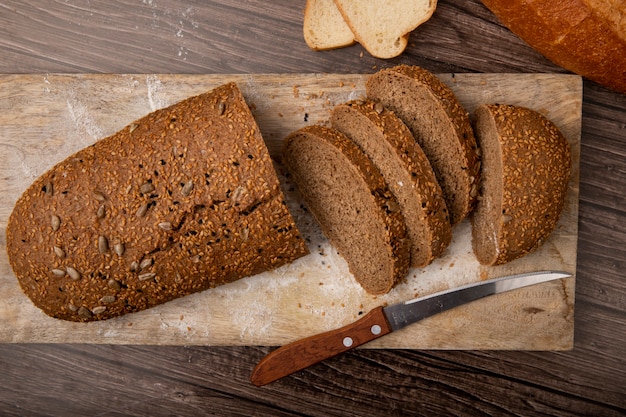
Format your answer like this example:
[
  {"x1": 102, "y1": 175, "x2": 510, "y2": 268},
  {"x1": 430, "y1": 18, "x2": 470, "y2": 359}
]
[{"x1": 250, "y1": 306, "x2": 392, "y2": 386}]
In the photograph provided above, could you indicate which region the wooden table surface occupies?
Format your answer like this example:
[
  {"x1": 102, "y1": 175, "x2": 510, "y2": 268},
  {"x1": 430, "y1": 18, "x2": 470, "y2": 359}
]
[{"x1": 0, "y1": 1, "x2": 624, "y2": 416}]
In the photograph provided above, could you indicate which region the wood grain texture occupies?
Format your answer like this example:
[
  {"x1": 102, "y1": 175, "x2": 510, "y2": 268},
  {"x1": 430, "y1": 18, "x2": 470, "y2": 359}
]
[{"x1": 0, "y1": 0, "x2": 625, "y2": 416}]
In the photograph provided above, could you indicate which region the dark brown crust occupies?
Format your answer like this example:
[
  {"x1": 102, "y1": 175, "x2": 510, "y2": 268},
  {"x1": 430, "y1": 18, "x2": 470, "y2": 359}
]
[
  {"x1": 480, "y1": 0, "x2": 626, "y2": 94},
  {"x1": 331, "y1": 99, "x2": 451, "y2": 267},
  {"x1": 6, "y1": 82, "x2": 308, "y2": 322},
  {"x1": 282, "y1": 125, "x2": 410, "y2": 295},
  {"x1": 366, "y1": 65, "x2": 481, "y2": 225},
  {"x1": 472, "y1": 104, "x2": 571, "y2": 266}
]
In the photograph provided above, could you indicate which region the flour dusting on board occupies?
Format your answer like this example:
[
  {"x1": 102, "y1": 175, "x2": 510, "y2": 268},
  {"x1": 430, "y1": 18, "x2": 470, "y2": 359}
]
[{"x1": 146, "y1": 74, "x2": 169, "y2": 111}]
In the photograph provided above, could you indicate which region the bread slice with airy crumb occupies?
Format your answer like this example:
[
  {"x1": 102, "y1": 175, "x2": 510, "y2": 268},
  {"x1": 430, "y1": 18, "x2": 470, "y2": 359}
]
[
  {"x1": 304, "y1": 0, "x2": 355, "y2": 50},
  {"x1": 331, "y1": 99, "x2": 451, "y2": 268},
  {"x1": 366, "y1": 65, "x2": 481, "y2": 225},
  {"x1": 333, "y1": 0, "x2": 437, "y2": 58},
  {"x1": 283, "y1": 125, "x2": 410, "y2": 295},
  {"x1": 471, "y1": 104, "x2": 571, "y2": 266}
]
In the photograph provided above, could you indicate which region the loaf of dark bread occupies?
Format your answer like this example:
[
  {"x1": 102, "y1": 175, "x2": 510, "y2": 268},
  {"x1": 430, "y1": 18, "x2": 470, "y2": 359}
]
[
  {"x1": 282, "y1": 125, "x2": 410, "y2": 295},
  {"x1": 6, "y1": 82, "x2": 308, "y2": 322},
  {"x1": 330, "y1": 99, "x2": 451, "y2": 268},
  {"x1": 366, "y1": 65, "x2": 481, "y2": 225},
  {"x1": 471, "y1": 104, "x2": 571, "y2": 266}
]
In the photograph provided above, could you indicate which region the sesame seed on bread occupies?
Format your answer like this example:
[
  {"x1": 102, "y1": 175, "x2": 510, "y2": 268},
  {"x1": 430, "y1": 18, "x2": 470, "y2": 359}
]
[{"x1": 471, "y1": 103, "x2": 571, "y2": 266}]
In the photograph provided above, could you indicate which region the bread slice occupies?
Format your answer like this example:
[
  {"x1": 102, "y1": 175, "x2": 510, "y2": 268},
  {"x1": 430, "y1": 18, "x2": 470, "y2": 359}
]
[
  {"x1": 304, "y1": 0, "x2": 355, "y2": 51},
  {"x1": 366, "y1": 65, "x2": 481, "y2": 225},
  {"x1": 471, "y1": 104, "x2": 571, "y2": 266},
  {"x1": 333, "y1": 0, "x2": 437, "y2": 58},
  {"x1": 282, "y1": 125, "x2": 410, "y2": 295},
  {"x1": 6, "y1": 82, "x2": 308, "y2": 322},
  {"x1": 331, "y1": 100, "x2": 451, "y2": 268}
]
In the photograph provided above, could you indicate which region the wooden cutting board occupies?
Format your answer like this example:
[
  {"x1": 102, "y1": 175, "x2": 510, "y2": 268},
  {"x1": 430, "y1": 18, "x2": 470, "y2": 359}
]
[{"x1": 0, "y1": 73, "x2": 581, "y2": 348}]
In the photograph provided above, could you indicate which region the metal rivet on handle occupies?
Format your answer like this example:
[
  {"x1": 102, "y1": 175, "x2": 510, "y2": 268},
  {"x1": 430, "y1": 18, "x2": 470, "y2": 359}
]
[
  {"x1": 342, "y1": 337, "x2": 353, "y2": 348},
  {"x1": 371, "y1": 325, "x2": 382, "y2": 335}
]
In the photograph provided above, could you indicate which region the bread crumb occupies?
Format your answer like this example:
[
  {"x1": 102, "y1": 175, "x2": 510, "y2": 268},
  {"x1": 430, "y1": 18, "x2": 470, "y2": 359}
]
[{"x1": 293, "y1": 85, "x2": 300, "y2": 98}]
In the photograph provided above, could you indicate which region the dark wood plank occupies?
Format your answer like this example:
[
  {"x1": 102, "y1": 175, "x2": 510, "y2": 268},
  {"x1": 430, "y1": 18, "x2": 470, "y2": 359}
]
[{"x1": 0, "y1": 0, "x2": 625, "y2": 416}]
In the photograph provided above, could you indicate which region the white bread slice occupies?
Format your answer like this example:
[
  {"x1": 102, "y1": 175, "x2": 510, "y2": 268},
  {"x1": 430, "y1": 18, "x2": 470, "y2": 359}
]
[
  {"x1": 333, "y1": 0, "x2": 437, "y2": 58},
  {"x1": 304, "y1": 0, "x2": 355, "y2": 51}
]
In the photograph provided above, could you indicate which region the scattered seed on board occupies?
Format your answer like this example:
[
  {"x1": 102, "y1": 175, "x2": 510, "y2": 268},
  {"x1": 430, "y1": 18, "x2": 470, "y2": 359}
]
[
  {"x1": 138, "y1": 272, "x2": 156, "y2": 281},
  {"x1": 77, "y1": 307, "x2": 92, "y2": 319},
  {"x1": 136, "y1": 203, "x2": 148, "y2": 218},
  {"x1": 113, "y1": 242, "x2": 125, "y2": 256},
  {"x1": 51, "y1": 215, "x2": 61, "y2": 231},
  {"x1": 139, "y1": 258, "x2": 153, "y2": 269},
  {"x1": 181, "y1": 179, "x2": 194, "y2": 196},
  {"x1": 98, "y1": 236, "x2": 109, "y2": 253},
  {"x1": 158, "y1": 222, "x2": 172, "y2": 231},
  {"x1": 53, "y1": 246, "x2": 65, "y2": 258},
  {"x1": 51, "y1": 268, "x2": 66, "y2": 277},
  {"x1": 92, "y1": 306, "x2": 106, "y2": 315},
  {"x1": 66, "y1": 267, "x2": 81, "y2": 281},
  {"x1": 100, "y1": 295, "x2": 116, "y2": 304}
]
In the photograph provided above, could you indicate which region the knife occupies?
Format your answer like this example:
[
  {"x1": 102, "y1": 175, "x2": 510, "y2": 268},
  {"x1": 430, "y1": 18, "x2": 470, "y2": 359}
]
[{"x1": 250, "y1": 270, "x2": 571, "y2": 386}]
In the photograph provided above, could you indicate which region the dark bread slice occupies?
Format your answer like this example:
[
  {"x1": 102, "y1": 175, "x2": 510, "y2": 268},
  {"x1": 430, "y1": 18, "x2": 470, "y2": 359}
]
[
  {"x1": 282, "y1": 125, "x2": 410, "y2": 295},
  {"x1": 6, "y1": 82, "x2": 308, "y2": 322},
  {"x1": 330, "y1": 99, "x2": 451, "y2": 268},
  {"x1": 471, "y1": 104, "x2": 571, "y2": 266},
  {"x1": 366, "y1": 65, "x2": 481, "y2": 225}
]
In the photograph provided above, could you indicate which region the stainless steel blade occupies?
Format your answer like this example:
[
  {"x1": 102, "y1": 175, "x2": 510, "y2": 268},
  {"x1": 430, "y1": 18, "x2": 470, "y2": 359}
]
[{"x1": 383, "y1": 270, "x2": 572, "y2": 332}]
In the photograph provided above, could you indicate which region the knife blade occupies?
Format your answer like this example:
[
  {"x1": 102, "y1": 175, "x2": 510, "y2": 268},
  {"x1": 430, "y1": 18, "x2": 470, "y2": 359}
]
[{"x1": 250, "y1": 270, "x2": 572, "y2": 386}]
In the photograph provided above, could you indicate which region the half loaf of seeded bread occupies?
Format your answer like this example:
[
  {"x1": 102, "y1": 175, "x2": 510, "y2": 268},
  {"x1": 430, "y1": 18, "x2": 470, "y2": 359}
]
[
  {"x1": 282, "y1": 125, "x2": 410, "y2": 295},
  {"x1": 366, "y1": 65, "x2": 481, "y2": 225},
  {"x1": 6, "y1": 82, "x2": 309, "y2": 322},
  {"x1": 471, "y1": 103, "x2": 571, "y2": 266},
  {"x1": 330, "y1": 99, "x2": 451, "y2": 268}
]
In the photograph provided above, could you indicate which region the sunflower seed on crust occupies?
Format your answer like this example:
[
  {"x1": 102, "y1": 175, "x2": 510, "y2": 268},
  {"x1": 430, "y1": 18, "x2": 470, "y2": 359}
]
[{"x1": 66, "y1": 267, "x2": 81, "y2": 281}]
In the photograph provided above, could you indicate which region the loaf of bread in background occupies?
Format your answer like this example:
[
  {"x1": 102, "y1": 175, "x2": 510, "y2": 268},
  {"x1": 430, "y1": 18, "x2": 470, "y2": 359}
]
[
  {"x1": 481, "y1": 0, "x2": 626, "y2": 94},
  {"x1": 283, "y1": 125, "x2": 410, "y2": 295},
  {"x1": 471, "y1": 103, "x2": 571, "y2": 266},
  {"x1": 6, "y1": 82, "x2": 308, "y2": 322},
  {"x1": 304, "y1": 0, "x2": 355, "y2": 50}
]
